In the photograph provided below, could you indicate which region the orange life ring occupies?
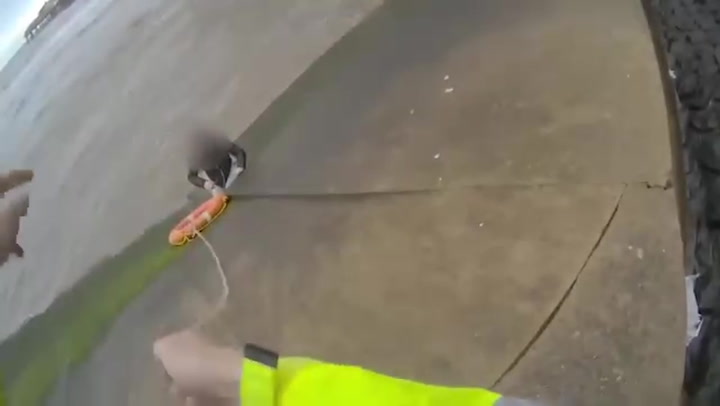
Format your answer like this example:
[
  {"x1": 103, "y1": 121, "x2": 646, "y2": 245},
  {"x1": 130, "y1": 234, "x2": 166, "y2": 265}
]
[{"x1": 169, "y1": 194, "x2": 230, "y2": 246}]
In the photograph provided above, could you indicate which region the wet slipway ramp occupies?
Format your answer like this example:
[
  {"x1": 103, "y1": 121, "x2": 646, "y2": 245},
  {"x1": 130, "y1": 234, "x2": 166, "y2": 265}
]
[{"x1": 0, "y1": 0, "x2": 685, "y2": 405}]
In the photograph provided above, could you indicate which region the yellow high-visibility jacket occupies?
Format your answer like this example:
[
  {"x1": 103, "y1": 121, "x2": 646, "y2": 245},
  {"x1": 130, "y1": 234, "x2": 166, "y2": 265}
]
[{"x1": 241, "y1": 345, "x2": 538, "y2": 406}]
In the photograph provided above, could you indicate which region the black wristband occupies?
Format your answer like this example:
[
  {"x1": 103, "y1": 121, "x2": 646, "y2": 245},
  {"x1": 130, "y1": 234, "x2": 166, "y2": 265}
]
[{"x1": 244, "y1": 344, "x2": 279, "y2": 368}]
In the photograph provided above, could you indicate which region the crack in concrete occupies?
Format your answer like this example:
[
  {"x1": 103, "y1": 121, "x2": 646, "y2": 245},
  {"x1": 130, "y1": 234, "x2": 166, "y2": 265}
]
[
  {"x1": 490, "y1": 185, "x2": 626, "y2": 389},
  {"x1": 224, "y1": 180, "x2": 661, "y2": 200}
]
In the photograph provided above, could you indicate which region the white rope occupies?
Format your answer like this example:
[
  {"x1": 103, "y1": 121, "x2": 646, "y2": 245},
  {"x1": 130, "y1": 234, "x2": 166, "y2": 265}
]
[{"x1": 189, "y1": 226, "x2": 229, "y2": 331}]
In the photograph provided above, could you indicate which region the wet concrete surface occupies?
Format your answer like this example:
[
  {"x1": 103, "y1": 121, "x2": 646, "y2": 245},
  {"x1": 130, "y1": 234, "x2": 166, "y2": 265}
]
[
  {"x1": 237, "y1": 0, "x2": 670, "y2": 195},
  {"x1": 497, "y1": 187, "x2": 685, "y2": 405},
  {"x1": 51, "y1": 186, "x2": 624, "y2": 405},
  {"x1": 0, "y1": 0, "x2": 379, "y2": 341},
  {"x1": 43, "y1": 0, "x2": 685, "y2": 405}
]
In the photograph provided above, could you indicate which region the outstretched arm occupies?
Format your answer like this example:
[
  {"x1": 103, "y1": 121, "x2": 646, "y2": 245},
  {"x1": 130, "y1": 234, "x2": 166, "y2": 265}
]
[{"x1": 154, "y1": 331, "x2": 542, "y2": 406}]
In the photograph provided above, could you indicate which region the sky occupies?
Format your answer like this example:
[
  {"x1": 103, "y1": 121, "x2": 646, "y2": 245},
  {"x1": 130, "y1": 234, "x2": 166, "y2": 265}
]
[{"x1": 0, "y1": 0, "x2": 49, "y2": 68}]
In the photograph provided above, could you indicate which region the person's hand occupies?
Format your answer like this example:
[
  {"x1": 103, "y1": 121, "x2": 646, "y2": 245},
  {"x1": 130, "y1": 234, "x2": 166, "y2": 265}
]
[
  {"x1": 0, "y1": 170, "x2": 33, "y2": 197},
  {"x1": 153, "y1": 330, "x2": 243, "y2": 405},
  {"x1": 0, "y1": 193, "x2": 30, "y2": 265}
]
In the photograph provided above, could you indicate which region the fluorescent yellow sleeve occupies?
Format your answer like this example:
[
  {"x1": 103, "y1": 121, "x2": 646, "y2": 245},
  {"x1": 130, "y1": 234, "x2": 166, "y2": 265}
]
[
  {"x1": 241, "y1": 355, "x2": 502, "y2": 406},
  {"x1": 241, "y1": 358, "x2": 276, "y2": 406}
]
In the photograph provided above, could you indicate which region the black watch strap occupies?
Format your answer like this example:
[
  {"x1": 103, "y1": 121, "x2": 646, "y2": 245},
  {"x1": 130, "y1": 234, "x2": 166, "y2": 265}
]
[{"x1": 244, "y1": 344, "x2": 279, "y2": 368}]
